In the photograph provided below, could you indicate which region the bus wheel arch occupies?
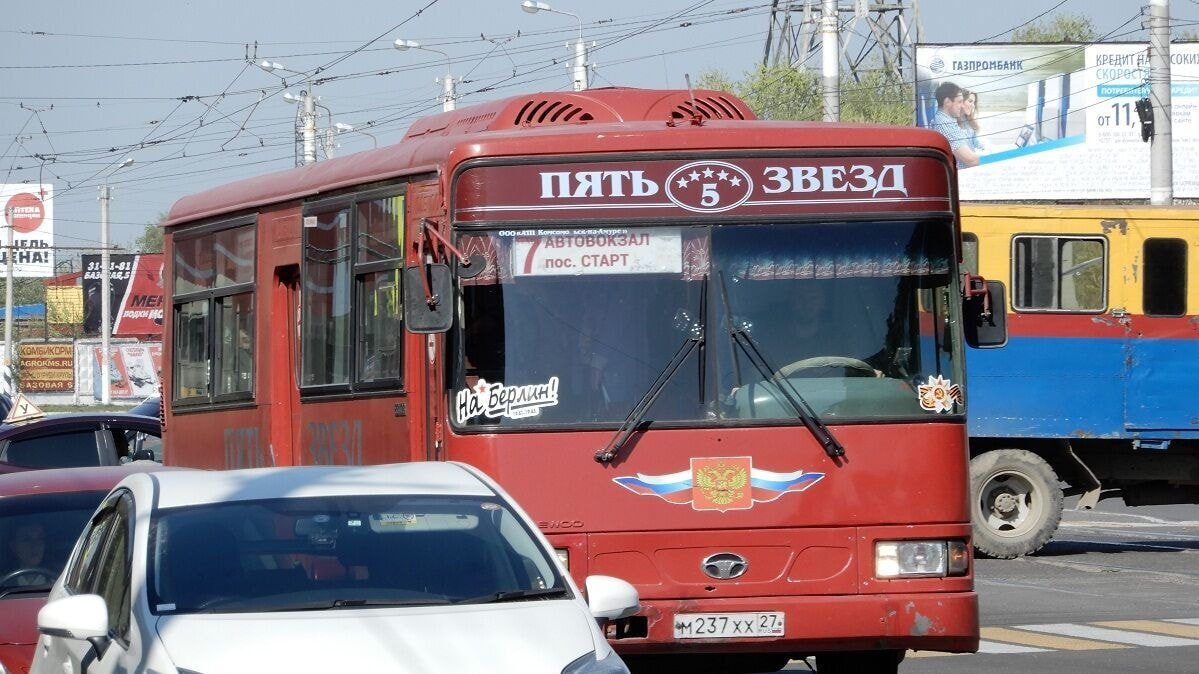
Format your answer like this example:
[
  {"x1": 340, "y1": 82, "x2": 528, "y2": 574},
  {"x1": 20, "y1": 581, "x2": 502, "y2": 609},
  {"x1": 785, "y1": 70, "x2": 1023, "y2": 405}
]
[{"x1": 969, "y1": 448, "x2": 1064, "y2": 559}]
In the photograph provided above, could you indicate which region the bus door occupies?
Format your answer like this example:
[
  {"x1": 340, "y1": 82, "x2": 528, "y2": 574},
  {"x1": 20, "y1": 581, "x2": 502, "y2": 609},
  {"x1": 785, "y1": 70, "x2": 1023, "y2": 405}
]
[{"x1": 273, "y1": 264, "x2": 302, "y2": 465}]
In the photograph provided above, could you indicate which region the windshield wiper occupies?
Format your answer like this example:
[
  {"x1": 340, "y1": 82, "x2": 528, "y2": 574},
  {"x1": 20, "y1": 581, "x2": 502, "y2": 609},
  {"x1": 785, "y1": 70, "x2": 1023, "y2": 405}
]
[
  {"x1": 257, "y1": 597, "x2": 453, "y2": 612},
  {"x1": 717, "y1": 272, "x2": 844, "y2": 459},
  {"x1": 455, "y1": 587, "x2": 570, "y2": 605},
  {"x1": 595, "y1": 282, "x2": 706, "y2": 464}
]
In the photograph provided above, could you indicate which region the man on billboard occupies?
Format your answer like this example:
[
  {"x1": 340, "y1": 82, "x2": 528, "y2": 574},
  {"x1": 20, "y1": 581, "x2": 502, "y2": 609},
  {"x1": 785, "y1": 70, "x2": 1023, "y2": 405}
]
[{"x1": 929, "y1": 81, "x2": 980, "y2": 169}]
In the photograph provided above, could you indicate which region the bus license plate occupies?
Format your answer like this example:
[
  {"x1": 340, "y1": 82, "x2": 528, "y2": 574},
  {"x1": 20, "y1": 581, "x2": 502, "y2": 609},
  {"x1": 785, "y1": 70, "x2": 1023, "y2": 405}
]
[{"x1": 673, "y1": 612, "x2": 785, "y2": 639}]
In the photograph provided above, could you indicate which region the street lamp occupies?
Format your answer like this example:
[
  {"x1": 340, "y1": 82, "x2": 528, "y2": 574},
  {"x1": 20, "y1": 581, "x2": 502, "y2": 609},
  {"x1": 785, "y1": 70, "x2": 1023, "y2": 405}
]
[
  {"x1": 333, "y1": 122, "x2": 378, "y2": 149},
  {"x1": 520, "y1": 1, "x2": 589, "y2": 91},
  {"x1": 394, "y1": 39, "x2": 457, "y2": 111},
  {"x1": 257, "y1": 60, "x2": 321, "y2": 165},
  {"x1": 99, "y1": 156, "x2": 133, "y2": 405}
]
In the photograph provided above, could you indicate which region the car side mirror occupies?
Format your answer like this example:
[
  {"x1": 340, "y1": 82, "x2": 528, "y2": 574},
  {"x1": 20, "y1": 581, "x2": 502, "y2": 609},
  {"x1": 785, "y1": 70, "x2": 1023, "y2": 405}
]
[
  {"x1": 38, "y1": 593, "x2": 107, "y2": 640},
  {"x1": 38, "y1": 594, "x2": 113, "y2": 672},
  {"x1": 584, "y1": 575, "x2": 639, "y2": 620}
]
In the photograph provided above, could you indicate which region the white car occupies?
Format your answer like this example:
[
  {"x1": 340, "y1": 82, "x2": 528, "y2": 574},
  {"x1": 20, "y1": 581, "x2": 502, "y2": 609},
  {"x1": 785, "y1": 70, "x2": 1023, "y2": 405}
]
[{"x1": 31, "y1": 462, "x2": 638, "y2": 674}]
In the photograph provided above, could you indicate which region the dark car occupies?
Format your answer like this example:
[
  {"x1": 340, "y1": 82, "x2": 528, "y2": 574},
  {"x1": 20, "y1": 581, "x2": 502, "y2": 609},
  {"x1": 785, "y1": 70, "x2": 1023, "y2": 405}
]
[
  {"x1": 0, "y1": 413, "x2": 162, "y2": 470},
  {"x1": 127, "y1": 396, "x2": 160, "y2": 419},
  {"x1": 0, "y1": 464, "x2": 181, "y2": 674}
]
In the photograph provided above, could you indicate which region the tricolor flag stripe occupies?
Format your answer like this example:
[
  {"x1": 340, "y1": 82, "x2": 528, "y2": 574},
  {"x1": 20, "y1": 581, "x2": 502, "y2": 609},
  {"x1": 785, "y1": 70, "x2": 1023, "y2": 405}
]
[{"x1": 612, "y1": 476, "x2": 692, "y2": 495}]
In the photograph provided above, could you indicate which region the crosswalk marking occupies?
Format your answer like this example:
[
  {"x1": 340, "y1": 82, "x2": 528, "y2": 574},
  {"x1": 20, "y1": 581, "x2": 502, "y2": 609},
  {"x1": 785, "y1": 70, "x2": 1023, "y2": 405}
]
[
  {"x1": 975, "y1": 641, "x2": 1047, "y2": 654},
  {"x1": 979, "y1": 626, "x2": 1126, "y2": 651},
  {"x1": 1015, "y1": 623, "x2": 1199, "y2": 648},
  {"x1": 904, "y1": 618, "x2": 1199, "y2": 659},
  {"x1": 1094, "y1": 619, "x2": 1199, "y2": 640}
]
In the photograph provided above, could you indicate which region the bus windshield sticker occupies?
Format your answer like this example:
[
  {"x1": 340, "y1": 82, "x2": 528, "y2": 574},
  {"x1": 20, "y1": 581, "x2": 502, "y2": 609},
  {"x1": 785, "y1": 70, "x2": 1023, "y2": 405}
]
[
  {"x1": 917, "y1": 375, "x2": 963, "y2": 413},
  {"x1": 511, "y1": 227, "x2": 682, "y2": 276},
  {"x1": 613, "y1": 457, "x2": 825, "y2": 512},
  {"x1": 456, "y1": 376, "x2": 561, "y2": 423}
]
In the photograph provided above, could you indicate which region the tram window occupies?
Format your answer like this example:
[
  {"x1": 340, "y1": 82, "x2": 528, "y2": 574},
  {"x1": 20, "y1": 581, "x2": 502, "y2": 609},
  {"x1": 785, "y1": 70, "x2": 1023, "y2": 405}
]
[
  {"x1": 1012, "y1": 235, "x2": 1105, "y2": 313},
  {"x1": 301, "y1": 191, "x2": 405, "y2": 392},
  {"x1": 1143, "y1": 238, "x2": 1186, "y2": 317},
  {"x1": 302, "y1": 207, "x2": 352, "y2": 387},
  {"x1": 174, "y1": 300, "x2": 210, "y2": 400},
  {"x1": 216, "y1": 294, "x2": 254, "y2": 395},
  {"x1": 171, "y1": 218, "x2": 256, "y2": 405},
  {"x1": 358, "y1": 270, "x2": 402, "y2": 382}
]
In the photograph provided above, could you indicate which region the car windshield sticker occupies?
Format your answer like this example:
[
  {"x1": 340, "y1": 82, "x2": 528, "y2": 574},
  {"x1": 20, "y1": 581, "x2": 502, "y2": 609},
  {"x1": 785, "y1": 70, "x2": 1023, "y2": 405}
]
[
  {"x1": 918, "y1": 374, "x2": 963, "y2": 413},
  {"x1": 455, "y1": 377, "x2": 560, "y2": 423},
  {"x1": 613, "y1": 457, "x2": 825, "y2": 512},
  {"x1": 376, "y1": 513, "x2": 419, "y2": 527}
]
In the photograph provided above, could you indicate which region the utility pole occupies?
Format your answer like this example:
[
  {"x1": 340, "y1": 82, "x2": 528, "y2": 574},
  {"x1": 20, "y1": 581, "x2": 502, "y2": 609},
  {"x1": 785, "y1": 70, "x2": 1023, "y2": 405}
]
[
  {"x1": 3, "y1": 213, "x2": 12, "y2": 393},
  {"x1": 98, "y1": 157, "x2": 132, "y2": 404},
  {"x1": 821, "y1": 0, "x2": 839, "y2": 121},
  {"x1": 99, "y1": 183, "x2": 113, "y2": 404},
  {"x1": 297, "y1": 91, "x2": 318, "y2": 166},
  {"x1": 1149, "y1": 0, "x2": 1173, "y2": 205}
]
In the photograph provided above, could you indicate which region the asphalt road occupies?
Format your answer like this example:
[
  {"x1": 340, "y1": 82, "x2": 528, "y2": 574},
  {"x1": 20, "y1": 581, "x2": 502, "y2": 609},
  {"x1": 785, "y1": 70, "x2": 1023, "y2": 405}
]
[{"x1": 768, "y1": 499, "x2": 1199, "y2": 673}]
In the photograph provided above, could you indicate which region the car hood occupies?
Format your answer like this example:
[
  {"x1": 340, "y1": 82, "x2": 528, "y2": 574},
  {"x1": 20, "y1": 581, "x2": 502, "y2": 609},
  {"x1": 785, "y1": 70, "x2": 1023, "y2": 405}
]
[
  {"x1": 156, "y1": 601, "x2": 607, "y2": 673},
  {"x1": 0, "y1": 595, "x2": 46, "y2": 645}
]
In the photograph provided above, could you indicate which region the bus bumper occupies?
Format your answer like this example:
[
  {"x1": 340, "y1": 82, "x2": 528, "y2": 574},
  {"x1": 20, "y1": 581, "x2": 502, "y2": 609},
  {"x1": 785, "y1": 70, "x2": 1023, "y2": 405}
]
[{"x1": 608, "y1": 591, "x2": 979, "y2": 656}]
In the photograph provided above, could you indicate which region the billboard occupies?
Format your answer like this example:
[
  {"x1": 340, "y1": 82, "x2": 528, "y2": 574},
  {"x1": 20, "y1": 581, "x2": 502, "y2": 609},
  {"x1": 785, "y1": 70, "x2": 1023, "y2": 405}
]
[
  {"x1": 18, "y1": 342, "x2": 74, "y2": 393},
  {"x1": 82, "y1": 253, "x2": 165, "y2": 337},
  {"x1": 916, "y1": 43, "x2": 1199, "y2": 200},
  {"x1": 0, "y1": 184, "x2": 54, "y2": 277},
  {"x1": 92, "y1": 342, "x2": 161, "y2": 399}
]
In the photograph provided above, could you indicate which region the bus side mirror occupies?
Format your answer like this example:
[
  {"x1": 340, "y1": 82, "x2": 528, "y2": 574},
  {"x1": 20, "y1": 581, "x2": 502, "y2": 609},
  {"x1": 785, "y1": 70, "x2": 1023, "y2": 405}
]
[
  {"x1": 964, "y1": 279, "x2": 1007, "y2": 348},
  {"x1": 404, "y1": 264, "x2": 454, "y2": 334}
]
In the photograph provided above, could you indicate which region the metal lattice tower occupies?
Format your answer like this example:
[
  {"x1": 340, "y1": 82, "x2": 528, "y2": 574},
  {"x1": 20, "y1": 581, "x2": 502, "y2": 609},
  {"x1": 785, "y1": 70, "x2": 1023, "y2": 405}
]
[{"x1": 763, "y1": 0, "x2": 922, "y2": 83}]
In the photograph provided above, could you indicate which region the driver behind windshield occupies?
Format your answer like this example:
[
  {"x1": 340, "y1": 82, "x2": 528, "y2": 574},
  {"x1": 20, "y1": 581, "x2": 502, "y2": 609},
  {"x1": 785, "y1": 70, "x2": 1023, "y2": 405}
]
[
  {"x1": 2, "y1": 520, "x2": 53, "y2": 586},
  {"x1": 748, "y1": 280, "x2": 884, "y2": 379}
]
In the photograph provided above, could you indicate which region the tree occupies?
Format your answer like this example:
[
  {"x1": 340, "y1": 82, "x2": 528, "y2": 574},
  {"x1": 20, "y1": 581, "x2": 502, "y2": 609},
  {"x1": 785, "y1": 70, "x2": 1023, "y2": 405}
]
[
  {"x1": 1011, "y1": 13, "x2": 1097, "y2": 43},
  {"x1": 131, "y1": 212, "x2": 166, "y2": 253},
  {"x1": 840, "y1": 68, "x2": 913, "y2": 126},
  {"x1": 698, "y1": 64, "x2": 821, "y2": 121},
  {"x1": 698, "y1": 62, "x2": 912, "y2": 124}
]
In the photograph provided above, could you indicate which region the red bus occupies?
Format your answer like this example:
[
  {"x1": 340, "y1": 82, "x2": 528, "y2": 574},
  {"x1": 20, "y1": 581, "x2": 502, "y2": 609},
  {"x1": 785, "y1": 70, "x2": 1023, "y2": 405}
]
[{"x1": 163, "y1": 88, "x2": 996, "y2": 673}]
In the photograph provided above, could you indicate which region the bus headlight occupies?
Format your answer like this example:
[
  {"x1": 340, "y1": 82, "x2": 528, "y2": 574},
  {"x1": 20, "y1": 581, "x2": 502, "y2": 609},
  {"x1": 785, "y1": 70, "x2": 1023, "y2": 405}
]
[
  {"x1": 555, "y1": 547, "x2": 570, "y2": 570},
  {"x1": 875, "y1": 540, "x2": 969, "y2": 578}
]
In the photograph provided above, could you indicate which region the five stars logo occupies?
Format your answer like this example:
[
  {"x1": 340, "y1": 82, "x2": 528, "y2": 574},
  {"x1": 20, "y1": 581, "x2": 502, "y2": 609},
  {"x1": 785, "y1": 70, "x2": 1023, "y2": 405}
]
[{"x1": 664, "y1": 160, "x2": 754, "y2": 213}]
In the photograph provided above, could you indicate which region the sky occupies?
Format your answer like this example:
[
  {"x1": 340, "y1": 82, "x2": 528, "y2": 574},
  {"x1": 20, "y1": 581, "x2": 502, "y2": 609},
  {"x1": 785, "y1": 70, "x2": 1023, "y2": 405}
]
[{"x1": 0, "y1": 0, "x2": 1172, "y2": 264}]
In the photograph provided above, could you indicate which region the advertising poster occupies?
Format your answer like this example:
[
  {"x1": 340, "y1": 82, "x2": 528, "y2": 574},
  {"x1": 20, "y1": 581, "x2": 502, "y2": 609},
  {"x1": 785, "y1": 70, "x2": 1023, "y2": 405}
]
[
  {"x1": 0, "y1": 184, "x2": 54, "y2": 277},
  {"x1": 18, "y1": 343, "x2": 74, "y2": 393},
  {"x1": 82, "y1": 253, "x2": 165, "y2": 337},
  {"x1": 92, "y1": 343, "x2": 162, "y2": 399},
  {"x1": 916, "y1": 43, "x2": 1199, "y2": 200}
]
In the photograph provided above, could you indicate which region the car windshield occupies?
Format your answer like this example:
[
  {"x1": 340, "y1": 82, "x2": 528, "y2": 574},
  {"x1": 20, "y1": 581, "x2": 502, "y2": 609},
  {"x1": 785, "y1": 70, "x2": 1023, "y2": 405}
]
[
  {"x1": 0, "y1": 491, "x2": 109, "y2": 596},
  {"x1": 453, "y1": 220, "x2": 964, "y2": 428},
  {"x1": 147, "y1": 495, "x2": 567, "y2": 614}
]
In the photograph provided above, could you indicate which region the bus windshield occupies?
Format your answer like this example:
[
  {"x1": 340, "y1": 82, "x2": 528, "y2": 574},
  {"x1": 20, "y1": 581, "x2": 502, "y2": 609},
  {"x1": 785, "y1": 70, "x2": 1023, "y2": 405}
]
[{"x1": 453, "y1": 220, "x2": 963, "y2": 429}]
